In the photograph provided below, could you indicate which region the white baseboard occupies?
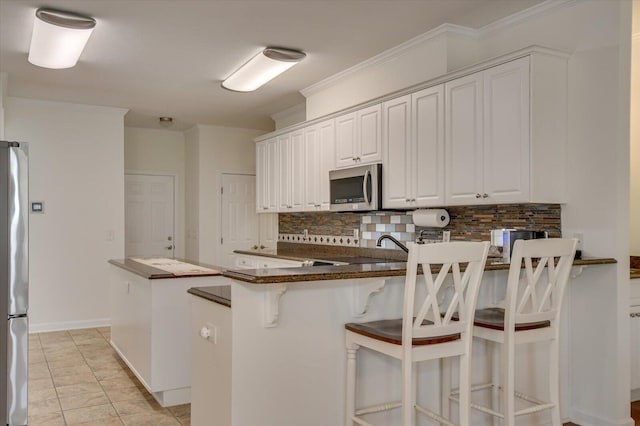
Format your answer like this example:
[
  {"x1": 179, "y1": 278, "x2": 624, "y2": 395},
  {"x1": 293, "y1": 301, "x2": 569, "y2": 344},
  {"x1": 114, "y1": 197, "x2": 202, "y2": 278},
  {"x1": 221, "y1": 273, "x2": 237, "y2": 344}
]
[
  {"x1": 29, "y1": 318, "x2": 110, "y2": 334},
  {"x1": 572, "y1": 408, "x2": 635, "y2": 426}
]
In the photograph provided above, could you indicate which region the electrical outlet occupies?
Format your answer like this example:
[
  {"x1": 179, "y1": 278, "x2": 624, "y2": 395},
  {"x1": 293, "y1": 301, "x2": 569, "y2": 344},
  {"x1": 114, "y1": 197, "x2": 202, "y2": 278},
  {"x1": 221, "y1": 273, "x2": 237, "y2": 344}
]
[
  {"x1": 353, "y1": 229, "x2": 359, "y2": 239},
  {"x1": 573, "y1": 233, "x2": 584, "y2": 251},
  {"x1": 303, "y1": 229, "x2": 309, "y2": 238}
]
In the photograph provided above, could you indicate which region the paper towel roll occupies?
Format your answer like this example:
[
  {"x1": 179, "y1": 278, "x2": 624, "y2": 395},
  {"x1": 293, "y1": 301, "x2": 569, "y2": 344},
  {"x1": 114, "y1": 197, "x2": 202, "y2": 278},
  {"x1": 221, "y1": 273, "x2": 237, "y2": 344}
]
[{"x1": 412, "y1": 209, "x2": 450, "y2": 228}]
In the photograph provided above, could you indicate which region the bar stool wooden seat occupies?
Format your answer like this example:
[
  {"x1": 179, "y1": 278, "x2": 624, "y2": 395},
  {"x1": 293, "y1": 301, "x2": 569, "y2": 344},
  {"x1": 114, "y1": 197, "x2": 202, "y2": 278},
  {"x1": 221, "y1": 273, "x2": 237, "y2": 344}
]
[
  {"x1": 452, "y1": 238, "x2": 577, "y2": 426},
  {"x1": 345, "y1": 241, "x2": 490, "y2": 426}
]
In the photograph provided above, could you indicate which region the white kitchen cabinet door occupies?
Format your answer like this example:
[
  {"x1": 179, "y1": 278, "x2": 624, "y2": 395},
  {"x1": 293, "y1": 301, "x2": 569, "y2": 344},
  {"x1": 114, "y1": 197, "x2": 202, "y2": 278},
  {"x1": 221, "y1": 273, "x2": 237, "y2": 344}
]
[
  {"x1": 483, "y1": 57, "x2": 530, "y2": 203},
  {"x1": 290, "y1": 129, "x2": 305, "y2": 210},
  {"x1": 413, "y1": 85, "x2": 445, "y2": 206},
  {"x1": 318, "y1": 119, "x2": 335, "y2": 210},
  {"x1": 382, "y1": 95, "x2": 412, "y2": 209},
  {"x1": 335, "y1": 112, "x2": 357, "y2": 168},
  {"x1": 357, "y1": 103, "x2": 382, "y2": 164},
  {"x1": 383, "y1": 87, "x2": 444, "y2": 209},
  {"x1": 302, "y1": 119, "x2": 334, "y2": 211},
  {"x1": 256, "y1": 141, "x2": 266, "y2": 212},
  {"x1": 303, "y1": 125, "x2": 320, "y2": 210},
  {"x1": 256, "y1": 138, "x2": 278, "y2": 212},
  {"x1": 277, "y1": 133, "x2": 292, "y2": 211},
  {"x1": 334, "y1": 104, "x2": 382, "y2": 169},
  {"x1": 445, "y1": 72, "x2": 484, "y2": 205}
]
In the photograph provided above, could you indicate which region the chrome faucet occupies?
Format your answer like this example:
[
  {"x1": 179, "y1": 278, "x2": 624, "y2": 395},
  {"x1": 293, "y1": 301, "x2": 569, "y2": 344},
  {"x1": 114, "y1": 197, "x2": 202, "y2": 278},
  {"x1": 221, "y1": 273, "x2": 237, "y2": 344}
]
[{"x1": 376, "y1": 235, "x2": 409, "y2": 253}]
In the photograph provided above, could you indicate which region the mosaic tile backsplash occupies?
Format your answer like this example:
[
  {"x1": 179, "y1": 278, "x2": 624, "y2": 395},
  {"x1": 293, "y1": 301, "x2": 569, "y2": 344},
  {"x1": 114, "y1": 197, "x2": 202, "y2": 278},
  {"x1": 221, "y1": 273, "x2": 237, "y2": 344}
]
[{"x1": 279, "y1": 204, "x2": 561, "y2": 250}]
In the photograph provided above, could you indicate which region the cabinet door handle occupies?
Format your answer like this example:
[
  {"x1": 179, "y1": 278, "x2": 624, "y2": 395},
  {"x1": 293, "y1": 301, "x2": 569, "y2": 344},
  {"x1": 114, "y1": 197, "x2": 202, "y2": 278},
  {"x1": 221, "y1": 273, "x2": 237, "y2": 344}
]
[
  {"x1": 482, "y1": 193, "x2": 489, "y2": 198},
  {"x1": 165, "y1": 245, "x2": 173, "y2": 250},
  {"x1": 475, "y1": 193, "x2": 482, "y2": 198}
]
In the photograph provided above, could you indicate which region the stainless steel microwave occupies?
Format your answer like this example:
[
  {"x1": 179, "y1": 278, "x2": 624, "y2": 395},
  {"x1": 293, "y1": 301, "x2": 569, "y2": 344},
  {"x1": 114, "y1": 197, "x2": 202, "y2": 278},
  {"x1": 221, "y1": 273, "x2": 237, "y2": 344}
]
[{"x1": 329, "y1": 163, "x2": 382, "y2": 212}]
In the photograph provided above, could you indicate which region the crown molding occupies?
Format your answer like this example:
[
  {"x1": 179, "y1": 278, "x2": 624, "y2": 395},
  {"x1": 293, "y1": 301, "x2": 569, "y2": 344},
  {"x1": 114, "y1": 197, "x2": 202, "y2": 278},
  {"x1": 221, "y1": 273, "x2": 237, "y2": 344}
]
[
  {"x1": 477, "y1": 0, "x2": 578, "y2": 36},
  {"x1": 300, "y1": 23, "x2": 477, "y2": 98}
]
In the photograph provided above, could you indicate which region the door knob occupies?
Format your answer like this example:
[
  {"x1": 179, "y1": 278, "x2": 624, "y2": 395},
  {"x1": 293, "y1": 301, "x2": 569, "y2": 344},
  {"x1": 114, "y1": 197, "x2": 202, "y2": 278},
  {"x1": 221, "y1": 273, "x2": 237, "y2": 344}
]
[{"x1": 165, "y1": 245, "x2": 173, "y2": 250}]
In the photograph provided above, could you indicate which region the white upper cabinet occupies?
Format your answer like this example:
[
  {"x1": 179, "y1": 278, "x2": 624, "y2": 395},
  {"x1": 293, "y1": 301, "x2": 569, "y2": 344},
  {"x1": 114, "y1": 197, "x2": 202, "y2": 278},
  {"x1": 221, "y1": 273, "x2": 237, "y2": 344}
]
[
  {"x1": 445, "y1": 72, "x2": 485, "y2": 205},
  {"x1": 446, "y1": 56, "x2": 531, "y2": 205},
  {"x1": 483, "y1": 57, "x2": 530, "y2": 203},
  {"x1": 257, "y1": 48, "x2": 567, "y2": 209},
  {"x1": 278, "y1": 130, "x2": 305, "y2": 211},
  {"x1": 334, "y1": 104, "x2": 382, "y2": 168},
  {"x1": 383, "y1": 86, "x2": 445, "y2": 209},
  {"x1": 256, "y1": 137, "x2": 278, "y2": 212},
  {"x1": 304, "y1": 119, "x2": 335, "y2": 211}
]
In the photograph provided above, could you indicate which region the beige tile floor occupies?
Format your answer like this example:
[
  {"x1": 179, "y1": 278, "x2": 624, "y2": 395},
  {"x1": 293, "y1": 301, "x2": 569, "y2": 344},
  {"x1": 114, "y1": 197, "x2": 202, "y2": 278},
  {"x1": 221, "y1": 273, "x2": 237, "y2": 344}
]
[{"x1": 28, "y1": 327, "x2": 190, "y2": 426}]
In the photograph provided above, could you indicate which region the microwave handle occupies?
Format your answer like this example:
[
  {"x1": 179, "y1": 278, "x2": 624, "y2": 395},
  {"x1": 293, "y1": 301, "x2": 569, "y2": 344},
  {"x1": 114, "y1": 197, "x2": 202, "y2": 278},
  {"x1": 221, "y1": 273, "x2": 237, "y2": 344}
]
[{"x1": 363, "y1": 169, "x2": 371, "y2": 205}]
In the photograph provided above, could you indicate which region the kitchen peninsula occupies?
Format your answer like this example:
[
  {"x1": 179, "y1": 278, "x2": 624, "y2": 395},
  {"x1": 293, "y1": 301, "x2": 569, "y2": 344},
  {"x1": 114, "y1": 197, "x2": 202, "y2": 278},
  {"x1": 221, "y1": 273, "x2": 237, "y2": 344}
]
[
  {"x1": 108, "y1": 258, "x2": 229, "y2": 407},
  {"x1": 191, "y1": 248, "x2": 615, "y2": 426}
]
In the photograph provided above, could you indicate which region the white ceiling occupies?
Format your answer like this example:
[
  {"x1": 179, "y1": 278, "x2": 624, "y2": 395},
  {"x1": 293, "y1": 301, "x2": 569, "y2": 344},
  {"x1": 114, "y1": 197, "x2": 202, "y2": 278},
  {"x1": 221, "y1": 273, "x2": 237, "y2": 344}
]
[{"x1": 0, "y1": 0, "x2": 544, "y2": 131}]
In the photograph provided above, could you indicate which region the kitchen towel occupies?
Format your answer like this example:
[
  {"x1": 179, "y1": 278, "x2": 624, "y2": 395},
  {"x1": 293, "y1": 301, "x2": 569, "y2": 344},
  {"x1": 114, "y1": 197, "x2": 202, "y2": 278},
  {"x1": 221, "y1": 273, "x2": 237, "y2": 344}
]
[{"x1": 412, "y1": 209, "x2": 450, "y2": 228}]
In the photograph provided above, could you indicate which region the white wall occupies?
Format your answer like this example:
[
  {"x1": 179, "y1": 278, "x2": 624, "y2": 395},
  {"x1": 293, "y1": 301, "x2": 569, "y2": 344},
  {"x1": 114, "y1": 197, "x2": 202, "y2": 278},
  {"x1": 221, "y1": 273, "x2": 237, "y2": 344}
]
[
  {"x1": 124, "y1": 127, "x2": 186, "y2": 258},
  {"x1": 631, "y1": 1, "x2": 640, "y2": 256},
  {"x1": 185, "y1": 124, "x2": 264, "y2": 265},
  {"x1": 297, "y1": 1, "x2": 633, "y2": 424},
  {"x1": 302, "y1": 26, "x2": 474, "y2": 120},
  {"x1": 185, "y1": 126, "x2": 200, "y2": 261},
  {"x1": 0, "y1": 72, "x2": 6, "y2": 139},
  {"x1": 5, "y1": 97, "x2": 126, "y2": 332}
]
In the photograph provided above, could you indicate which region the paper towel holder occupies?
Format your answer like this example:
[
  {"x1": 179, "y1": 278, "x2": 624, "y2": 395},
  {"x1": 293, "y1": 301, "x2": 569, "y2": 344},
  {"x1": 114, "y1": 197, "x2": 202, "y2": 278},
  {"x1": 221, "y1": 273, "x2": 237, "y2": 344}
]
[{"x1": 412, "y1": 208, "x2": 450, "y2": 228}]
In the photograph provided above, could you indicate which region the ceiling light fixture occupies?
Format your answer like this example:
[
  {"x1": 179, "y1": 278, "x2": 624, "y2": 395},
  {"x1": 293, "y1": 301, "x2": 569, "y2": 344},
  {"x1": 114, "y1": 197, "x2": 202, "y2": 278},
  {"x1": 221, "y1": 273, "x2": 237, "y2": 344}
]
[
  {"x1": 28, "y1": 8, "x2": 96, "y2": 69},
  {"x1": 159, "y1": 117, "x2": 173, "y2": 127},
  {"x1": 222, "y1": 47, "x2": 306, "y2": 92}
]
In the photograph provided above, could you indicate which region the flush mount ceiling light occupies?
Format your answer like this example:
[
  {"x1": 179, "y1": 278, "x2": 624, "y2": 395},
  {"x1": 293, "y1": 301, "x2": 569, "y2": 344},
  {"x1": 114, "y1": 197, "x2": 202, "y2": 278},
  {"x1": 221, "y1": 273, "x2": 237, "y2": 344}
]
[
  {"x1": 159, "y1": 117, "x2": 173, "y2": 127},
  {"x1": 222, "y1": 47, "x2": 306, "y2": 92},
  {"x1": 28, "y1": 8, "x2": 96, "y2": 69}
]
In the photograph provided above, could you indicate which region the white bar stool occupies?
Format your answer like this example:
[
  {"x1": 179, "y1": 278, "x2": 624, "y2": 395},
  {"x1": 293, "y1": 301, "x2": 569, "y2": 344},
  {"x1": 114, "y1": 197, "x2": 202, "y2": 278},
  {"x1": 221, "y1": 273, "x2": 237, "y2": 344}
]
[
  {"x1": 452, "y1": 238, "x2": 577, "y2": 425},
  {"x1": 344, "y1": 241, "x2": 490, "y2": 426}
]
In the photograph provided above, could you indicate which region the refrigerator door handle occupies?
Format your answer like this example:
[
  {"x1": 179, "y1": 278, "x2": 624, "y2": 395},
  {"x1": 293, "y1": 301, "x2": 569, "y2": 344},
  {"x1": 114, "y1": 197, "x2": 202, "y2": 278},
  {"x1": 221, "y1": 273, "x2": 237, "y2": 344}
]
[
  {"x1": 7, "y1": 316, "x2": 28, "y2": 426},
  {"x1": 8, "y1": 144, "x2": 28, "y2": 316}
]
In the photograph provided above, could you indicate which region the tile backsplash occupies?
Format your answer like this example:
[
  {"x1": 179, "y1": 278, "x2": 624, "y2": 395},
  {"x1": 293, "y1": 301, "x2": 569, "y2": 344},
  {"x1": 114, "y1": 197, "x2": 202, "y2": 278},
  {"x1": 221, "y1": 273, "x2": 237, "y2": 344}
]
[{"x1": 279, "y1": 204, "x2": 561, "y2": 250}]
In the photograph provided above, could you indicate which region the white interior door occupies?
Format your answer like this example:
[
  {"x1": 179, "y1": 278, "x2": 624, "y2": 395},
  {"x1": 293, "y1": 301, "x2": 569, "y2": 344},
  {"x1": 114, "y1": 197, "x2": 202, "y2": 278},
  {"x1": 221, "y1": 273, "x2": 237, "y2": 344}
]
[
  {"x1": 220, "y1": 174, "x2": 259, "y2": 268},
  {"x1": 125, "y1": 174, "x2": 175, "y2": 258}
]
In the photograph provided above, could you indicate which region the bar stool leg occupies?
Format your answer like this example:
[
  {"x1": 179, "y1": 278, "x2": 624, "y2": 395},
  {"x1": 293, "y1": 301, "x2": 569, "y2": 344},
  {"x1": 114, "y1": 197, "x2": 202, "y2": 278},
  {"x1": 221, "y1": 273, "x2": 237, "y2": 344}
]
[
  {"x1": 346, "y1": 344, "x2": 359, "y2": 426},
  {"x1": 401, "y1": 356, "x2": 414, "y2": 426},
  {"x1": 503, "y1": 340, "x2": 516, "y2": 426},
  {"x1": 549, "y1": 338, "x2": 562, "y2": 426},
  {"x1": 441, "y1": 357, "x2": 451, "y2": 423},
  {"x1": 459, "y1": 353, "x2": 471, "y2": 426},
  {"x1": 491, "y1": 341, "x2": 500, "y2": 426}
]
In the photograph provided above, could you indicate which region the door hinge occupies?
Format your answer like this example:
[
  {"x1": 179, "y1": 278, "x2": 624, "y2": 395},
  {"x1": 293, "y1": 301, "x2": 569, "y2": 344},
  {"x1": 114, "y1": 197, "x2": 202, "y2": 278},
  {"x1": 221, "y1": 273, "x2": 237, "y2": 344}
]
[
  {"x1": 221, "y1": 187, "x2": 223, "y2": 194},
  {"x1": 221, "y1": 237, "x2": 223, "y2": 244}
]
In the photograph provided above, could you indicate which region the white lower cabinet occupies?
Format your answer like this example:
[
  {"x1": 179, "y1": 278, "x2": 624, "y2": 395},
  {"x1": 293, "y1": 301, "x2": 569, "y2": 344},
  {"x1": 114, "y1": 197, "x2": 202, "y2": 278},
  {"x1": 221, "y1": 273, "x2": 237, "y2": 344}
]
[
  {"x1": 235, "y1": 254, "x2": 303, "y2": 269},
  {"x1": 190, "y1": 295, "x2": 231, "y2": 426},
  {"x1": 110, "y1": 266, "x2": 216, "y2": 407}
]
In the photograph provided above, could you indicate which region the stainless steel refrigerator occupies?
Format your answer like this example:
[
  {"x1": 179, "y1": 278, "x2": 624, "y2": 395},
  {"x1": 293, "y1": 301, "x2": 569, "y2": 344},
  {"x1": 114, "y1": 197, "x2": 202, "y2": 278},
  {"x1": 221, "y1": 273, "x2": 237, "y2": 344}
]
[{"x1": 0, "y1": 141, "x2": 28, "y2": 426}]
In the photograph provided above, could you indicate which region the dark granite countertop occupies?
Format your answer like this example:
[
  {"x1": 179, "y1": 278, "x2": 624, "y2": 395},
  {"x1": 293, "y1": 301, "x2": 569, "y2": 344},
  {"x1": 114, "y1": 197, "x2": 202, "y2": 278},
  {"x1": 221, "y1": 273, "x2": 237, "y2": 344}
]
[
  {"x1": 109, "y1": 258, "x2": 225, "y2": 279},
  {"x1": 223, "y1": 257, "x2": 617, "y2": 284},
  {"x1": 188, "y1": 286, "x2": 231, "y2": 307}
]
